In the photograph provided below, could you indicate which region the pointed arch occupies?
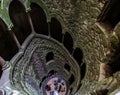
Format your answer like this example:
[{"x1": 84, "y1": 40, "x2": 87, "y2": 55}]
[
  {"x1": 29, "y1": 3, "x2": 48, "y2": 35},
  {"x1": 50, "y1": 18, "x2": 62, "y2": 42},
  {"x1": 0, "y1": 18, "x2": 18, "y2": 60},
  {"x1": 9, "y1": 0, "x2": 32, "y2": 44}
]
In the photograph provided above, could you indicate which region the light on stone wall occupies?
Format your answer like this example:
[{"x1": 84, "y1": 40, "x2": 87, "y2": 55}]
[{"x1": 116, "y1": 91, "x2": 120, "y2": 95}]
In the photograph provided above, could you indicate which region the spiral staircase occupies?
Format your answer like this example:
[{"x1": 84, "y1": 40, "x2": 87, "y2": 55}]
[{"x1": 0, "y1": 0, "x2": 120, "y2": 95}]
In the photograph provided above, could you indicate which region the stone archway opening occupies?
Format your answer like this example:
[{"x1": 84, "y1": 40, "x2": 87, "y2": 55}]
[
  {"x1": 63, "y1": 32, "x2": 73, "y2": 54},
  {"x1": 50, "y1": 18, "x2": 63, "y2": 42},
  {"x1": 97, "y1": 0, "x2": 120, "y2": 32},
  {"x1": 29, "y1": 3, "x2": 48, "y2": 35}
]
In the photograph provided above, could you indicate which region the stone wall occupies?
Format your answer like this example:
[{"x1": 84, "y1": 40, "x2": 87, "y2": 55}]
[
  {"x1": 42, "y1": 0, "x2": 112, "y2": 94},
  {"x1": 1, "y1": 0, "x2": 120, "y2": 94}
]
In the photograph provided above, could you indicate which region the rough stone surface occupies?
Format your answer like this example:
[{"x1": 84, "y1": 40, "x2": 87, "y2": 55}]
[{"x1": 1, "y1": 0, "x2": 120, "y2": 95}]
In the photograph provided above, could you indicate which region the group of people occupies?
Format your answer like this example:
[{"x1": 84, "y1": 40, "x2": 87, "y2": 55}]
[{"x1": 45, "y1": 76, "x2": 67, "y2": 95}]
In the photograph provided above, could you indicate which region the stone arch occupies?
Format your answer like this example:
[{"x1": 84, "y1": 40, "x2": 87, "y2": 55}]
[
  {"x1": 29, "y1": 0, "x2": 50, "y2": 22},
  {"x1": 29, "y1": 2, "x2": 48, "y2": 35},
  {"x1": 50, "y1": 17, "x2": 63, "y2": 42},
  {"x1": 50, "y1": 13, "x2": 66, "y2": 33},
  {"x1": 46, "y1": 52, "x2": 54, "y2": 62},
  {"x1": 0, "y1": 17, "x2": 18, "y2": 60},
  {"x1": 97, "y1": 0, "x2": 120, "y2": 32},
  {"x1": 9, "y1": 0, "x2": 32, "y2": 44}
]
